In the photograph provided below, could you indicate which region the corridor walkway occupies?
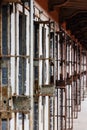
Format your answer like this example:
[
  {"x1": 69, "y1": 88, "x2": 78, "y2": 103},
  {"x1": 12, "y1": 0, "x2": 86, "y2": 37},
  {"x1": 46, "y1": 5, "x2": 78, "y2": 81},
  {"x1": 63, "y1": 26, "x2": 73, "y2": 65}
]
[{"x1": 73, "y1": 97, "x2": 87, "y2": 130}]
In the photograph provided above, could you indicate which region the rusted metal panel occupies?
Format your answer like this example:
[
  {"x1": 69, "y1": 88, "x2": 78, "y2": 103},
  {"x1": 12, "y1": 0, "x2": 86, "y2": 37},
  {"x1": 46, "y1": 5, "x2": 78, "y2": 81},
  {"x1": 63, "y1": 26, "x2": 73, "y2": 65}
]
[
  {"x1": 12, "y1": 95, "x2": 30, "y2": 112},
  {"x1": 0, "y1": 87, "x2": 12, "y2": 119},
  {"x1": 1, "y1": 112, "x2": 12, "y2": 119},
  {"x1": 0, "y1": 87, "x2": 9, "y2": 108},
  {"x1": 40, "y1": 85, "x2": 55, "y2": 95},
  {"x1": 56, "y1": 79, "x2": 66, "y2": 87},
  {"x1": 66, "y1": 77, "x2": 72, "y2": 85},
  {"x1": 73, "y1": 71, "x2": 78, "y2": 81}
]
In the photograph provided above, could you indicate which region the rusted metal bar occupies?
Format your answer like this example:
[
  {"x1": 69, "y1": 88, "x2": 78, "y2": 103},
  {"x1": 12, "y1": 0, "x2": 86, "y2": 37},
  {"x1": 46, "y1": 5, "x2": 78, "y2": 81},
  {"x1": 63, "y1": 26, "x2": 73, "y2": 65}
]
[
  {"x1": 49, "y1": 22, "x2": 55, "y2": 130},
  {"x1": 76, "y1": 45, "x2": 79, "y2": 113},
  {"x1": 49, "y1": 31, "x2": 54, "y2": 85},
  {"x1": 7, "y1": 6, "x2": 11, "y2": 130},
  {"x1": 33, "y1": 20, "x2": 39, "y2": 103},
  {"x1": 55, "y1": 32, "x2": 59, "y2": 130},
  {"x1": 29, "y1": 0, "x2": 34, "y2": 129},
  {"x1": 14, "y1": 5, "x2": 17, "y2": 129},
  {"x1": 81, "y1": 52, "x2": 85, "y2": 100},
  {"x1": 49, "y1": 97, "x2": 54, "y2": 130},
  {"x1": 22, "y1": 113, "x2": 24, "y2": 130},
  {"x1": 14, "y1": 113, "x2": 17, "y2": 130},
  {"x1": 77, "y1": 46, "x2": 81, "y2": 111},
  {"x1": 42, "y1": 96, "x2": 45, "y2": 130},
  {"x1": 0, "y1": 110, "x2": 30, "y2": 113},
  {"x1": 57, "y1": 89, "x2": 58, "y2": 130},
  {"x1": 22, "y1": 2, "x2": 26, "y2": 95},
  {"x1": 14, "y1": 3, "x2": 17, "y2": 97},
  {"x1": 33, "y1": 19, "x2": 40, "y2": 130},
  {"x1": 0, "y1": 55, "x2": 29, "y2": 58},
  {"x1": 35, "y1": 20, "x2": 51, "y2": 24},
  {"x1": 42, "y1": 26, "x2": 46, "y2": 85},
  {"x1": 34, "y1": 57, "x2": 53, "y2": 60}
]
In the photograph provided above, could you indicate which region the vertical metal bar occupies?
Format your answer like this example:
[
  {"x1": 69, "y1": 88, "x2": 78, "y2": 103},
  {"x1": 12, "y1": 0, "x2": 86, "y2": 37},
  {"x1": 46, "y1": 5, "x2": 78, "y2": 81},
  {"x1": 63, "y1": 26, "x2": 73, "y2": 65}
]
[
  {"x1": 52, "y1": 95, "x2": 55, "y2": 130},
  {"x1": 42, "y1": 24, "x2": 46, "y2": 130},
  {"x1": 71, "y1": 85, "x2": 73, "y2": 129},
  {"x1": 60, "y1": 89, "x2": 63, "y2": 130},
  {"x1": 65, "y1": 88, "x2": 67, "y2": 130},
  {"x1": 22, "y1": 113, "x2": 24, "y2": 130},
  {"x1": 83, "y1": 54, "x2": 85, "y2": 100},
  {"x1": 22, "y1": 2, "x2": 25, "y2": 95},
  {"x1": 71, "y1": 43, "x2": 74, "y2": 116},
  {"x1": 42, "y1": 97, "x2": 44, "y2": 130},
  {"x1": 56, "y1": 33, "x2": 58, "y2": 130},
  {"x1": 14, "y1": 3, "x2": 17, "y2": 130},
  {"x1": 79, "y1": 46, "x2": 81, "y2": 109},
  {"x1": 70, "y1": 42, "x2": 73, "y2": 129},
  {"x1": 49, "y1": 23, "x2": 51, "y2": 130},
  {"x1": 76, "y1": 45, "x2": 79, "y2": 112},
  {"x1": 48, "y1": 97, "x2": 50, "y2": 130},
  {"x1": 14, "y1": 113, "x2": 17, "y2": 130},
  {"x1": 7, "y1": 116, "x2": 10, "y2": 130},
  {"x1": 49, "y1": 97, "x2": 53, "y2": 130},
  {"x1": 73, "y1": 44, "x2": 76, "y2": 118},
  {"x1": 71, "y1": 42, "x2": 74, "y2": 128},
  {"x1": 79, "y1": 46, "x2": 82, "y2": 108},
  {"x1": 82, "y1": 53, "x2": 84, "y2": 100},
  {"x1": 64, "y1": 34, "x2": 67, "y2": 130},
  {"x1": 75, "y1": 45, "x2": 78, "y2": 118},
  {"x1": 7, "y1": 5, "x2": 10, "y2": 130},
  {"x1": 77, "y1": 46, "x2": 81, "y2": 111},
  {"x1": 86, "y1": 51, "x2": 87, "y2": 96},
  {"x1": 53, "y1": 22, "x2": 55, "y2": 130},
  {"x1": 66, "y1": 41, "x2": 71, "y2": 129},
  {"x1": 57, "y1": 89, "x2": 58, "y2": 130},
  {"x1": 22, "y1": 3, "x2": 25, "y2": 130},
  {"x1": 15, "y1": 3, "x2": 17, "y2": 95},
  {"x1": 29, "y1": 0, "x2": 34, "y2": 129}
]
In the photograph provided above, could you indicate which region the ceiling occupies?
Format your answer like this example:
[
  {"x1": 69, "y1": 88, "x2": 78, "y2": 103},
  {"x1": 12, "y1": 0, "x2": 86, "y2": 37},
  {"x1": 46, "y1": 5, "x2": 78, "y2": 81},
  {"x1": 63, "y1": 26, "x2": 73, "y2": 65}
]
[{"x1": 48, "y1": 0, "x2": 87, "y2": 48}]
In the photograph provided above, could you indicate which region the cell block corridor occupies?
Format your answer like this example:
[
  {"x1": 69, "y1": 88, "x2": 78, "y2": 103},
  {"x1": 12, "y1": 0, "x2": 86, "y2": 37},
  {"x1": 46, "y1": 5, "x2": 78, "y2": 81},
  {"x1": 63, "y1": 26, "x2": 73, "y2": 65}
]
[{"x1": 0, "y1": 0, "x2": 87, "y2": 130}]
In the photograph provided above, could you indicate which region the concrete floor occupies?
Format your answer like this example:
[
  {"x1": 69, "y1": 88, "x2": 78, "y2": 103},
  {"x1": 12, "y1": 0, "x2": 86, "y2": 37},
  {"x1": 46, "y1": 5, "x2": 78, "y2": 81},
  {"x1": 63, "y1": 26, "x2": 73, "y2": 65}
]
[{"x1": 73, "y1": 98, "x2": 87, "y2": 130}]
